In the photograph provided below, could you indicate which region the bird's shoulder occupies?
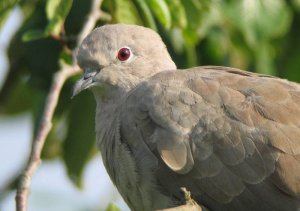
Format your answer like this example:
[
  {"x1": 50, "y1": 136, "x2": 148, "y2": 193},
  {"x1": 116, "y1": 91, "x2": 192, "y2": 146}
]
[
  {"x1": 120, "y1": 66, "x2": 300, "y2": 207},
  {"x1": 122, "y1": 65, "x2": 300, "y2": 160}
]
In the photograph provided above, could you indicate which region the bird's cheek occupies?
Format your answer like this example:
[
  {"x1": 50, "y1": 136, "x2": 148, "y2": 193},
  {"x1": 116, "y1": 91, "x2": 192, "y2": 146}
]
[{"x1": 96, "y1": 68, "x2": 120, "y2": 86}]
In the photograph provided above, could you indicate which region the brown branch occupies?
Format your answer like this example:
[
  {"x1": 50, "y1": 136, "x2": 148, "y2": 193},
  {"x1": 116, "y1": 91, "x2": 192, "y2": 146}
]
[
  {"x1": 15, "y1": 0, "x2": 105, "y2": 210},
  {"x1": 76, "y1": 0, "x2": 109, "y2": 47},
  {"x1": 72, "y1": 0, "x2": 110, "y2": 64},
  {"x1": 15, "y1": 65, "x2": 81, "y2": 211}
]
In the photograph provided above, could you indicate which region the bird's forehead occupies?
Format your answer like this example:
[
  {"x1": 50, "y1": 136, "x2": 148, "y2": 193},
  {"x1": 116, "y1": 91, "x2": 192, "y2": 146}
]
[
  {"x1": 82, "y1": 30, "x2": 115, "y2": 52},
  {"x1": 77, "y1": 28, "x2": 118, "y2": 68},
  {"x1": 82, "y1": 24, "x2": 162, "y2": 51}
]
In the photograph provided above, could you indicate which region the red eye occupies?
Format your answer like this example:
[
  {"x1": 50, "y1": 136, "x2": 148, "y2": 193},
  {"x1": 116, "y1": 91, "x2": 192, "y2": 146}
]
[{"x1": 117, "y1": 47, "x2": 131, "y2": 61}]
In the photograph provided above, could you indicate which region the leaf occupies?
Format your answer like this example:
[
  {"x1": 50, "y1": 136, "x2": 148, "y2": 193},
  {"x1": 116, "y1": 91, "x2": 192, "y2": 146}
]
[
  {"x1": 59, "y1": 50, "x2": 72, "y2": 65},
  {"x1": 292, "y1": 0, "x2": 300, "y2": 11},
  {"x1": 46, "y1": 0, "x2": 60, "y2": 20},
  {"x1": 283, "y1": 47, "x2": 300, "y2": 82},
  {"x1": 42, "y1": 117, "x2": 64, "y2": 159},
  {"x1": 0, "y1": 77, "x2": 37, "y2": 114},
  {"x1": 106, "y1": 203, "x2": 120, "y2": 211},
  {"x1": 0, "y1": 0, "x2": 21, "y2": 30},
  {"x1": 165, "y1": 0, "x2": 187, "y2": 28},
  {"x1": 146, "y1": 0, "x2": 171, "y2": 29},
  {"x1": 222, "y1": 0, "x2": 292, "y2": 48},
  {"x1": 169, "y1": 28, "x2": 185, "y2": 53},
  {"x1": 204, "y1": 28, "x2": 228, "y2": 64},
  {"x1": 182, "y1": 27, "x2": 198, "y2": 45},
  {"x1": 260, "y1": 0, "x2": 292, "y2": 38},
  {"x1": 181, "y1": 0, "x2": 202, "y2": 30},
  {"x1": 114, "y1": 0, "x2": 141, "y2": 24},
  {"x1": 0, "y1": 9, "x2": 11, "y2": 31},
  {"x1": 22, "y1": 29, "x2": 45, "y2": 42},
  {"x1": 45, "y1": 17, "x2": 62, "y2": 35},
  {"x1": 133, "y1": 0, "x2": 157, "y2": 30},
  {"x1": 184, "y1": 43, "x2": 197, "y2": 67},
  {"x1": 62, "y1": 91, "x2": 96, "y2": 188},
  {"x1": 0, "y1": 0, "x2": 59, "y2": 112},
  {"x1": 44, "y1": 0, "x2": 73, "y2": 36},
  {"x1": 0, "y1": 0, "x2": 19, "y2": 13},
  {"x1": 64, "y1": 0, "x2": 94, "y2": 37},
  {"x1": 255, "y1": 42, "x2": 276, "y2": 75}
]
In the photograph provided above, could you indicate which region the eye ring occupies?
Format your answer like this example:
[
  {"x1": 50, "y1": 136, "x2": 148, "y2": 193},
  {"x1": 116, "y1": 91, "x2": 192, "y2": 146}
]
[{"x1": 117, "y1": 47, "x2": 131, "y2": 61}]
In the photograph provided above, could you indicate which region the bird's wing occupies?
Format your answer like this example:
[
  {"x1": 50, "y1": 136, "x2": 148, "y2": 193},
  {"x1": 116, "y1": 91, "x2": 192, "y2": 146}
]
[{"x1": 121, "y1": 66, "x2": 300, "y2": 210}]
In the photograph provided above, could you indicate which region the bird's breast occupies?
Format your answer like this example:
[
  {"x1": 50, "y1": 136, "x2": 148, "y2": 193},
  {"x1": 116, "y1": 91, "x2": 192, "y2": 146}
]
[{"x1": 95, "y1": 103, "x2": 175, "y2": 210}]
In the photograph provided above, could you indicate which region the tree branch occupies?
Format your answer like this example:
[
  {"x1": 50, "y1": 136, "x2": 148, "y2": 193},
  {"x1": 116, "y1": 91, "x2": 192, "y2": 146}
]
[
  {"x1": 15, "y1": 0, "x2": 105, "y2": 210},
  {"x1": 15, "y1": 65, "x2": 80, "y2": 211},
  {"x1": 76, "y1": 0, "x2": 110, "y2": 47}
]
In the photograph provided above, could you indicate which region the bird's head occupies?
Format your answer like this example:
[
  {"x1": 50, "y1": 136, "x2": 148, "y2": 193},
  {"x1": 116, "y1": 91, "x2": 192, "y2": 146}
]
[{"x1": 72, "y1": 24, "x2": 176, "y2": 99}]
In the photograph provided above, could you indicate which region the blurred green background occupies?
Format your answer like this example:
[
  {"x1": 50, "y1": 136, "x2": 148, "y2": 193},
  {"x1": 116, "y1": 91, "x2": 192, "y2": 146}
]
[{"x1": 1, "y1": 0, "x2": 300, "y2": 210}]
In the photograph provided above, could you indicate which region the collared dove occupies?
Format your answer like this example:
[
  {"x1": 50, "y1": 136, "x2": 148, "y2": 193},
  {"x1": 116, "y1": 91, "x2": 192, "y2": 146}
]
[{"x1": 73, "y1": 24, "x2": 300, "y2": 211}]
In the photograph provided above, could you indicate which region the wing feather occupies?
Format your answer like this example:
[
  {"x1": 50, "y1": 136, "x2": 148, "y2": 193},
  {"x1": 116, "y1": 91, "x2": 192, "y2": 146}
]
[{"x1": 122, "y1": 66, "x2": 300, "y2": 210}]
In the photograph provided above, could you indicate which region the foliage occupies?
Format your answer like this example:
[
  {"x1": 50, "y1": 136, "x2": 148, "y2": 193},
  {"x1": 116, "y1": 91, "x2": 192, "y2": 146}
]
[
  {"x1": 1, "y1": 0, "x2": 300, "y2": 193},
  {"x1": 106, "y1": 203, "x2": 121, "y2": 211}
]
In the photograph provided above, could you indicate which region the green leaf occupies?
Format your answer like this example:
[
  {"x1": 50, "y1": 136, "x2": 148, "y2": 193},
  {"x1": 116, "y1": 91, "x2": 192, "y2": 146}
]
[
  {"x1": 222, "y1": 0, "x2": 292, "y2": 48},
  {"x1": 114, "y1": 0, "x2": 141, "y2": 24},
  {"x1": 169, "y1": 28, "x2": 185, "y2": 53},
  {"x1": 282, "y1": 47, "x2": 300, "y2": 82},
  {"x1": 133, "y1": 0, "x2": 157, "y2": 30},
  {"x1": 59, "y1": 50, "x2": 72, "y2": 65},
  {"x1": 0, "y1": 9, "x2": 11, "y2": 31},
  {"x1": 46, "y1": 0, "x2": 60, "y2": 20},
  {"x1": 0, "y1": 77, "x2": 37, "y2": 114},
  {"x1": 42, "y1": 117, "x2": 64, "y2": 159},
  {"x1": 106, "y1": 203, "x2": 120, "y2": 211},
  {"x1": 181, "y1": 0, "x2": 202, "y2": 30},
  {"x1": 0, "y1": 0, "x2": 21, "y2": 30},
  {"x1": 165, "y1": 0, "x2": 187, "y2": 28},
  {"x1": 182, "y1": 27, "x2": 198, "y2": 45},
  {"x1": 63, "y1": 91, "x2": 96, "y2": 188},
  {"x1": 260, "y1": 0, "x2": 292, "y2": 38},
  {"x1": 146, "y1": 0, "x2": 171, "y2": 29},
  {"x1": 45, "y1": 16, "x2": 62, "y2": 36},
  {"x1": 0, "y1": 0, "x2": 19, "y2": 13},
  {"x1": 205, "y1": 28, "x2": 228, "y2": 64},
  {"x1": 44, "y1": 0, "x2": 73, "y2": 36},
  {"x1": 184, "y1": 43, "x2": 197, "y2": 67},
  {"x1": 255, "y1": 42, "x2": 276, "y2": 75},
  {"x1": 292, "y1": 0, "x2": 300, "y2": 11},
  {"x1": 22, "y1": 29, "x2": 45, "y2": 42}
]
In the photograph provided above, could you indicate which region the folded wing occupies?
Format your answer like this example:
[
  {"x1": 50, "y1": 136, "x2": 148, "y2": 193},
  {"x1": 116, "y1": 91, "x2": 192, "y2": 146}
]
[{"x1": 122, "y1": 66, "x2": 300, "y2": 211}]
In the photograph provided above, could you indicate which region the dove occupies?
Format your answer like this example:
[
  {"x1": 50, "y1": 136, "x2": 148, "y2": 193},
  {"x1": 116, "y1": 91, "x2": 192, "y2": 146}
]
[{"x1": 73, "y1": 24, "x2": 300, "y2": 211}]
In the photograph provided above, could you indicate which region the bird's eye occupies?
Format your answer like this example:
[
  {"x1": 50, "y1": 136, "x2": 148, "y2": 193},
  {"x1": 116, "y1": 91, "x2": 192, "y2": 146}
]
[{"x1": 117, "y1": 47, "x2": 131, "y2": 61}]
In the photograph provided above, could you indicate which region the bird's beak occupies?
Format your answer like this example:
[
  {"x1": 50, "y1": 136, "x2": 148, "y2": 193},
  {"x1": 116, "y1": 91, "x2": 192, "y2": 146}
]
[{"x1": 72, "y1": 69, "x2": 98, "y2": 98}]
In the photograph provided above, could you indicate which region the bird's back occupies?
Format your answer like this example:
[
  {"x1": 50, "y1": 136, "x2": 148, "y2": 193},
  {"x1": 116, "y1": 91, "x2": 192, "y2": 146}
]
[{"x1": 120, "y1": 66, "x2": 300, "y2": 210}]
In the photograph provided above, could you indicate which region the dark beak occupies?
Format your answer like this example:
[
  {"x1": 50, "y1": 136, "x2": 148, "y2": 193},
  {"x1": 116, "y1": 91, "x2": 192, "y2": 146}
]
[{"x1": 72, "y1": 70, "x2": 98, "y2": 98}]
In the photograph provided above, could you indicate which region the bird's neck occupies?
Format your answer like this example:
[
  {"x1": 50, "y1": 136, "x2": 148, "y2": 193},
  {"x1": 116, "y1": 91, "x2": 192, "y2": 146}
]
[
  {"x1": 92, "y1": 85, "x2": 126, "y2": 148},
  {"x1": 91, "y1": 81, "x2": 131, "y2": 107}
]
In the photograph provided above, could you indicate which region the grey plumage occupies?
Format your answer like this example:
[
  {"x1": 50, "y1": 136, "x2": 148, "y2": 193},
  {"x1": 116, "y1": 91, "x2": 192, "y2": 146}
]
[{"x1": 73, "y1": 24, "x2": 300, "y2": 211}]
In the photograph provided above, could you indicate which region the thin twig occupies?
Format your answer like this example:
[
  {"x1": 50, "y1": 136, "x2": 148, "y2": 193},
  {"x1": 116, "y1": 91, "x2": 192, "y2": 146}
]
[
  {"x1": 15, "y1": 0, "x2": 104, "y2": 210},
  {"x1": 72, "y1": 0, "x2": 109, "y2": 65},
  {"x1": 15, "y1": 65, "x2": 81, "y2": 211},
  {"x1": 76, "y1": 0, "x2": 104, "y2": 46}
]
